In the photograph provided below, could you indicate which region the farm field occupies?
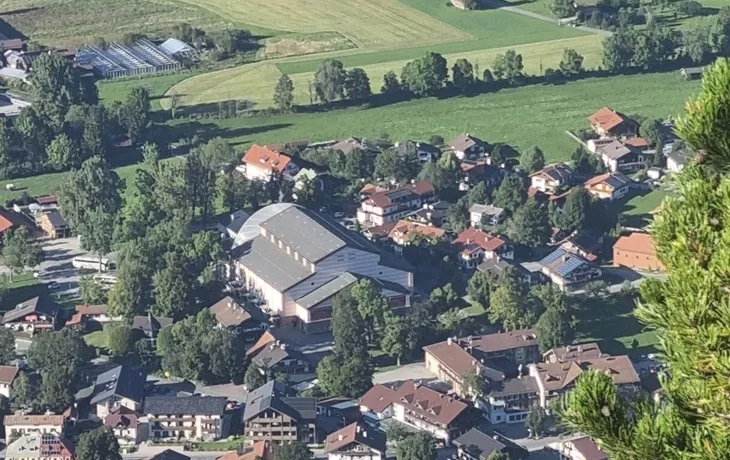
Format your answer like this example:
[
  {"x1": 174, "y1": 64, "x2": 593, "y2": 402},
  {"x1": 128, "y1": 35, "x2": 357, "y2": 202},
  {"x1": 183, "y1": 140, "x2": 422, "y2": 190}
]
[
  {"x1": 164, "y1": 35, "x2": 603, "y2": 110},
  {"x1": 163, "y1": 71, "x2": 700, "y2": 162}
]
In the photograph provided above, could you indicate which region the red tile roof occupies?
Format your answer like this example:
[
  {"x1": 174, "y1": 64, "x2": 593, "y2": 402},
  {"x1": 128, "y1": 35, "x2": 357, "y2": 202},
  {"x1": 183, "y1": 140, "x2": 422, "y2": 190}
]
[
  {"x1": 570, "y1": 437, "x2": 609, "y2": 460},
  {"x1": 535, "y1": 355, "x2": 640, "y2": 391},
  {"x1": 217, "y1": 441, "x2": 277, "y2": 460},
  {"x1": 423, "y1": 340, "x2": 482, "y2": 378},
  {"x1": 324, "y1": 422, "x2": 386, "y2": 454},
  {"x1": 392, "y1": 381, "x2": 468, "y2": 426},
  {"x1": 359, "y1": 384, "x2": 396, "y2": 413},
  {"x1": 242, "y1": 145, "x2": 293, "y2": 173},
  {"x1": 613, "y1": 232, "x2": 657, "y2": 256},
  {"x1": 365, "y1": 181, "x2": 434, "y2": 208},
  {"x1": 35, "y1": 195, "x2": 58, "y2": 205},
  {"x1": 388, "y1": 220, "x2": 446, "y2": 242},
  {"x1": 5, "y1": 414, "x2": 66, "y2": 426},
  {"x1": 65, "y1": 304, "x2": 109, "y2": 326},
  {"x1": 589, "y1": 107, "x2": 626, "y2": 132},
  {"x1": 104, "y1": 413, "x2": 140, "y2": 429},
  {"x1": 623, "y1": 137, "x2": 649, "y2": 148},
  {"x1": 453, "y1": 228, "x2": 507, "y2": 255},
  {"x1": 0, "y1": 366, "x2": 19, "y2": 384}
]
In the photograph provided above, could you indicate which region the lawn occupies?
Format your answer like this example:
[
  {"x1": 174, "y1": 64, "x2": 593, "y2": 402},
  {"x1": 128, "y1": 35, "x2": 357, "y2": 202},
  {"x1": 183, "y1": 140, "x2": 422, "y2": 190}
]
[
  {"x1": 0, "y1": 272, "x2": 44, "y2": 311},
  {"x1": 0, "y1": 0, "x2": 233, "y2": 47},
  {"x1": 575, "y1": 291, "x2": 659, "y2": 356},
  {"x1": 173, "y1": 0, "x2": 467, "y2": 50},
  {"x1": 165, "y1": 35, "x2": 603, "y2": 111},
  {"x1": 164, "y1": 70, "x2": 700, "y2": 163},
  {"x1": 84, "y1": 327, "x2": 109, "y2": 349},
  {"x1": 98, "y1": 73, "x2": 194, "y2": 111}
]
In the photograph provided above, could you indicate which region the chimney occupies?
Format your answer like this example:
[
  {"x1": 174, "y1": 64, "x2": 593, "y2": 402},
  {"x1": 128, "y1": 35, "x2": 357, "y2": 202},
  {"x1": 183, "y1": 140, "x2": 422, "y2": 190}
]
[
  {"x1": 362, "y1": 430, "x2": 367, "y2": 438},
  {"x1": 356, "y1": 425, "x2": 361, "y2": 433},
  {"x1": 447, "y1": 337, "x2": 452, "y2": 346},
  {"x1": 338, "y1": 435, "x2": 343, "y2": 441}
]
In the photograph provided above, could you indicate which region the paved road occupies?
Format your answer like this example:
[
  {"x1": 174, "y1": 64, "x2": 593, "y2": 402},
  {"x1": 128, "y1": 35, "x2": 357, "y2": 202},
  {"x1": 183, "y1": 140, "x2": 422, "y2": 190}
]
[
  {"x1": 37, "y1": 237, "x2": 85, "y2": 295},
  {"x1": 481, "y1": 0, "x2": 612, "y2": 36}
]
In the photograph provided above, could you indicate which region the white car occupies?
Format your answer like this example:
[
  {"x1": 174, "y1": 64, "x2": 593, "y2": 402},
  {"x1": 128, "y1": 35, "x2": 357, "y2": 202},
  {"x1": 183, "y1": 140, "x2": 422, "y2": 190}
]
[
  {"x1": 333, "y1": 211, "x2": 345, "y2": 218},
  {"x1": 47, "y1": 281, "x2": 62, "y2": 290}
]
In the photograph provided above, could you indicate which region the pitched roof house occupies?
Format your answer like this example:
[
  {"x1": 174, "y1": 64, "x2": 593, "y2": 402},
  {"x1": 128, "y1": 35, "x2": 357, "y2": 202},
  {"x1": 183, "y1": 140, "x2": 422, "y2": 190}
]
[
  {"x1": 85, "y1": 365, "x2": 147, "y2": 417},
  {"x1": 243, "y1": 381, "x2": 317, "y2": 445},
  {"x1": 330, "y1": 137, "x2": 380, "y2": 155},
  {"x1": 588, "y1": 107, "x2": 636, "y2": 137},
  {"x1": 250, "y1": 341, "x2": 311, "y2": 378},
  {"x1": 208, "y1": 296, "x2": 267, "y2": 343},
  {"x1": 233, "y1": 203, "x2": 413, "y2": 333},
  {"x1": 131, "y1": 313, "x2": 172, "y2": 341},
  {"x1": 359, "y1": 380, "x2": 477, "y2": 443},
  {"x1": 539, "y1": 248, "x2": 602, "y2": 291},
  {"x1": 65, "y1": 304, "x2": 116, "y2": 329},
  {"x1": 145, "y1": 396, "x2": 229, "y2": 441},
  {"x1": 146, "y1": 450, "x2": 191, "y2": 460},
  {"x1": 469, "y1": 204, "x2": 505, "y2": 228},
  {"x1": 2, "y1": 297, "x2": 59, "y2": 333},
  {"x1": 453, "y1": 426, "x2": 528, "y2": 460},
  {"x1": 584, "y1": 172, "x2": 633, "y2": 201},
  {"x1": 530, "y1": 163, "x2": 574, "y2": 195},
  {"x1": 5, "y1": 433, "x2": 74, "y2": 460},
  {"x1": 357, "y1": 181, "x2": 435, "y2": 227},
  {"x1": 452, "y1": 228, "x2": 513, "y2": 269},
  {"x1": 550, "y1": 436, "x2": 609, "y2": 460},
  {"x1": 613, "y1": 232, "x2": 663, "y2": 271},
  {"x1": 4, "y1": 414, "x2": 67, "y2": 445},
  {"x1": 0, "y1": 365, "x2": 19, "y2": 399},
  {"x1": 324, "y1": 423, "x2": 386, "y2": 460},
  {"x1": 543, "y1": 342, "x2": 602, "y2": 363},
  {"x1": 104, "y1": 413, "x2": 143, "y2": 448},
  {"x1": 241, "y1": 145, "x2": 299, "y2": 181},
  {"x1": 217, "y1": 441, "x2": 278, "y2": 460},
  {"x1": 530, "y1": 355, "x2": 640, "y2": 407},
  {"x1": 593, "y1": 140, "x2": 647, "y2": 173},
  {"x1": 387, "y1": 220, "x2": 447, "y2": 247},
  {"x1": 447, "y1": 134, "x2": 487, "y2": 160}
]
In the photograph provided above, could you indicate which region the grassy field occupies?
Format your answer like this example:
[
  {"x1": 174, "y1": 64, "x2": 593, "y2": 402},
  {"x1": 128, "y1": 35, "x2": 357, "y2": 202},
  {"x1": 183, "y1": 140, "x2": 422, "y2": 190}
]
[
  {"x1": 164, "y1": 35, "x2": 603, "y2": 110},
  {"x1": 163, "y1": 71, "x2": 699, "y2": 162},
  {"x1": 98, "y1": 73, "x2": 193, "y2": 111},
  {"x1": 0, "y1": 0, "x2": 236, "y2": 46},
  {"x1": 178, "y1": 0, "x2": 468, "y2": 50}
]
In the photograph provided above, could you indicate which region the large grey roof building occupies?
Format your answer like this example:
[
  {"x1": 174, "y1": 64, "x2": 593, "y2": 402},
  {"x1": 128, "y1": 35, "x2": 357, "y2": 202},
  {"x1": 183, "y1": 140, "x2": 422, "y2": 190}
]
[{"x1": 232, "y1": 204, "x2": 413, "y2": 332}]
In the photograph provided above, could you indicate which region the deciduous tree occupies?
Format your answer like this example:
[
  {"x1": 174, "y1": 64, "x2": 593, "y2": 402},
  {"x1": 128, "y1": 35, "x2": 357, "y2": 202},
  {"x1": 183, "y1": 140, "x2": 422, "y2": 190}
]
[
  {"x1": 508, "y1": 198, "x2": 551, "y2": 247},
  {"x1": 344, "y1": 68, "x2": 372, "y2": 101},
  {"x1": 76, "y1": 427, "x2": 122, "y2": 460},
  {"x1": 452, "y1": 58, "x2": 475, "y2": 91},
  {"x1": 492, "y1": 50, "x2": 524, "y2": 84},
  {"x1": 558, "y1": 48, "x2": 584, "y2": 75},
  {"x1": 276, "y1": 443, "x2": 313, "y2": 460},
  {"x1": 2, "y1": 227, "x2": 43, "y2": 281},
  {"x1": 244, "y1": 362, "x2": 266, "y2": 390},
  {"x1": 493, "y1": 174, "x2": 527, "y2": 213},
  {"x1": 314, "y1": 59, "x2": 346, "y2": 102},
  {"x1": 396, "y1": 432, "x2": 437, "y2": 460},
  {"x1": 520, "y1": 146, "x2": 546, "y2": 173},
  {"x1": 273, "y1": 74, "x2": 295, "y2": 111},
  {"x1": 400, "y1": 52, "x2": 448, "y2": 96},
  {"x1": 0, "y1": 328, "x2": 15, "y2": 364}
]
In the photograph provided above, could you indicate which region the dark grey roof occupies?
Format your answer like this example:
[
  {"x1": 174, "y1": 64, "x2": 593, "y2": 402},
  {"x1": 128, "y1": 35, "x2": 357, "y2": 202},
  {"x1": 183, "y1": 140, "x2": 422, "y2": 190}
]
[
  {"x1": 603, "y1": 172, "x2": 632, "y2": 189},
  {"x1": 235, "y1": 235, "x2": 314, "y2": 292},
  {"x1": 44, "y1": 210, "x2": 67, "y2": 228},
  {"x1": 598, "y1": 141, "x2": 632, "y2": 160},
  {"x1": 2, "y1": 297, "x2": 58, "y2": 323},
  {"x1": 145, "y1": 449, "x2": 190, "y2": 460},
  {"x1": 395, "y1": 140, "x2": 440, "y2": 156},
  {"x1": 489, "y1": 376, "x2": 539, "y2": 398},
  {"x1": 259, "y1": 206, "x2": 348, "y2": 262},
  {"x1": 453, "y1": 427, "x2": 507, "y2": 459},
  {"x1": 131, "y1": 314, "x2": 172, "y2": 333},
  {"x1": 144, "y1": 396, "x2": 227, "y2": 416},
  {"x1": 360, "y1": 275, "x2": 411, "y2": 295},
  {"x1": 243, "y1": 380, "x2": 299, "y2": 421},
  {"x1": 252, "y1": 344, "x2": 308, "y2": 370},
  {"x1": 540, "y1": 248, "x2": 591, "y2": 278},
  {"x1": 90, "y1": 365, "x2": 146, "y2": 405},
  {"x1": 281, "y1": 397, "x2": 317, "y2": 420},
  {"x1": 538, "y1": 163, "x2": 573, "y2": 181},
  {"x1": 296, "y1": 273, "x2": 358, "y2": 309}
]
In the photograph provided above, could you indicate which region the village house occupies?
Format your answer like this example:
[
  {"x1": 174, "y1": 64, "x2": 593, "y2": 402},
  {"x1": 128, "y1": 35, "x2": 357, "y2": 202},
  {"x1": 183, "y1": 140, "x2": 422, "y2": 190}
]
[
  {"x1": 240, "y1": 145, "x2": 299, "y2": 182},
  {"x1": 387, "y1": 220, "x2": 447, "y2": 250},
  {"x1": 232, "y1": 203, "x2": 413, "y2": 333},
  {"x1": 4, "y1": 433, "x2": 74, "y2": 460},
  {"x1": 65, "y1": 304, "x2": 117, "y2": 330},
  {"x1": 477, "y1": 258, "x2": 546, "y2": 286},
  {"x1": 208, "y1": 296, "x2": 267, "y2": 344},
  {"x1": 529, "y1": 164, "x2": 574, "y2": 195},
  {"x1": 324, "y1": 423, "x2": 386, "y2": 460},
  {"x1": 2, "y1": 297, "x2": 59, "y2": 333},
  {"x1": 529, "y1": 355, "x2": 640, "y2": 408},
  {"x1": 461, "y1": 160, "x2": 501, "y2": 189},
  {"x1": 35, "y1": 210, "x2": 69, "y2": 239},
  {"x1": 588, "y1": 107, "x2": 637, "y2": 138},
  {"x1": 469, "y1": 204, "x2": 505, "y2": 228},
  {"x1": 0, "y1": 366, "x2": 18, "y2": 399},
  {"x1": 217, "y1": 210, "x2": 251, "y2": 240},
  {"x1": 144, "y1": 396, "x2": 229, "y2": 441},
  {"x1": 453, "y1": 426, "x2": 528, "y2": 460},
  {"x1": 243, "y1": 381, "x2": 318, "y2": 445},
  {"x1": 146, "y1": 450, "x2": 191, "y2": 460},
  {"x1": 613, "y1": 232, "x2": 663, "y2": 271},
  {"x1": 4, "y1": 415, "x2": 67, "y2": 444},
  {"x1": 316, "y1": 397, "x2": 362, "y2": 430},
  {"x1": 395, "y1": 140, "x2": 441, "y2": 163},
  {"x1": 131, "y1": 313, "x2": 172, "y2": 344},
  {"x1": 330, "y1": 137, "x2": 380, "y2": 155},
  {"x1": 559, "y1": 230, "x2": 604, "y2": 263},
  {"x1": 447, "y1": 134, "x2": 487, "y2": 160},
  {"x1": 104, "y1": 413, "x2": 143, "y2": 450},
  {"x1": 249, "y1": 341, "x2": 311, "y2": 379},
  {"x1": 408, "y1": 200, "x2": 450, "y2": 227},
  {"x1": 665, "y1": 148, "x2": 693, "y2": 173},
  {"x1": 452, "y1": 228, "x2": 513, "y2": 269},
  {"x1": 591, "y1": 139, "x2": 648, "y2": 173},
  {"x1": 549, "y1": 436, "x2": 609, "y2": 460},
  {"x1": 359, "y1": 380, "x2": 478, "y2": 444},
  {"x1": 583, "y1": 172, "x2": 633, "y2": 201},
  {"x1": 80, "y1": 365, "x2": 146, "y2": 417},
  {"x1": 543, "y1": 342, "x2": 603, "y2": 364},
  {"x1": 218, "y1": 441, "x2": 278, "y2": 460},
  {"x1": 357, "y1": 181, "x2": 435, "y2": 227},
  {"x1": 539, "y1": 248, "x2": 602, "y2": 291}
]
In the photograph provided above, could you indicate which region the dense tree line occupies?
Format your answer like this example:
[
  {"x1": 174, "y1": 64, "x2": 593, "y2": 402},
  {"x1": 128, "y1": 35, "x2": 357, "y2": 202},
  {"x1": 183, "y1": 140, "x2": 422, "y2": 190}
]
[{"x1": 0, "y1": 54, "x2": 151, "y2": 180}]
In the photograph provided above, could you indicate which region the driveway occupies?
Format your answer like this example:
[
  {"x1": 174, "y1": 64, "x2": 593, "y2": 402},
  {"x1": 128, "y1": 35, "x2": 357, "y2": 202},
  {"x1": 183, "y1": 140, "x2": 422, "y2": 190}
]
[
  {"x1": 373, "y1": 362, "x2": 436, "y2": 385},
  {"x1": 37, "y1": 237, "x2": 85, "y2": 293},
  {"x1": 480, "y1": 0, "x2": 612, "y2": 36}
]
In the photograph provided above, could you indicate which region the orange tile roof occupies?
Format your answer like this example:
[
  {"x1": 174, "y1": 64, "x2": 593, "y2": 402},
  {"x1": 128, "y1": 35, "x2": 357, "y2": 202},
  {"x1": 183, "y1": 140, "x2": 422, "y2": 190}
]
[
  {"x1": 4, "y1": 414, "x2": 66, "y2": 426},
  {"x1": 453, "y1": 228, "x2": 507, "y2": 255},
  {"x1": 624, "y1": 137, "x2": 649, "y2": 148},
  {"x1": 0, "y1": 366, "x2": 19, "y2": 384},
  {"x1": 359, "y1": 384, "x2": 396, "y2": 413},
  {"x1": 242, "y1": 145, "x2": 292, "y2": 173},
  {"x1": 388, "y1": 220, "x2": 445, "y2": 242},
  {"x1": 324, "y1": 422, "x2": 386, "y2": 454},
  {"x1": 365, "y1": 181, "x2": 435, "y2": 208},
  {"x1": 392, "y1": 381, "x2": 468, "y2": 426},
  {"x1": 613, "y1": 232, "x2": 657, "y2": 256},
  {"x1": 536, "y1": 355, "x2": 640, "y2": 391},
  {"x1": 588, "y1": 107, "x2": 626, "y2": 132},
  {"x1": 217, "y1": 441, "x2": 277, "y2": 460}
]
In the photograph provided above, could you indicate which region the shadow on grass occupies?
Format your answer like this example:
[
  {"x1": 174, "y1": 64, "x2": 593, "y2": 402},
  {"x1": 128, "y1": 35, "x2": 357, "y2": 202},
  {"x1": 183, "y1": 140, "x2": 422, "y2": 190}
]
[{"x1": 1, "y1": 280, "x2": 47, "y2": 312}]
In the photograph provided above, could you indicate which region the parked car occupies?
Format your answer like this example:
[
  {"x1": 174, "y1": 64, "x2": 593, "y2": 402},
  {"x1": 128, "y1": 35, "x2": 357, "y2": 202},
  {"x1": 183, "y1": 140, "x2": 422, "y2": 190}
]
[
  {"x1": 333, "y1": 211, "x2": 345, "y2": 218},
  {"x1": 47, "y1": 281, "x2": 61, "y2": 290}
]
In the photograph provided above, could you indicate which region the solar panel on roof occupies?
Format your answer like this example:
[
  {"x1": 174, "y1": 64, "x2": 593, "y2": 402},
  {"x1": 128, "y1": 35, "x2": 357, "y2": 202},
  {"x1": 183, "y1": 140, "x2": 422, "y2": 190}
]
[{"x1": 556, "y1": 256, "x2": 585, "y2": 276}]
